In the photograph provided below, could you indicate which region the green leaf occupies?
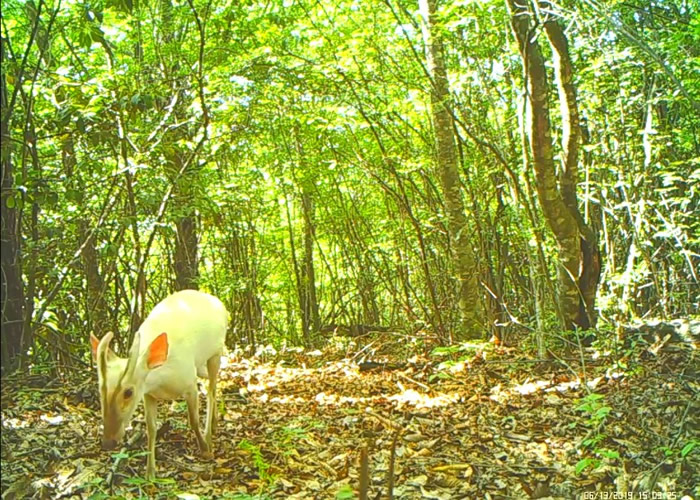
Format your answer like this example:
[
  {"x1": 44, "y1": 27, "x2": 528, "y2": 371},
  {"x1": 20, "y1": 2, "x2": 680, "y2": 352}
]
[
  {"x1": 575, "y1": 457, "x2": 599, "y2": 475},
  {"x1": 598, "y1": 449, "x2": 620, "y2": 459},
  {"x1": 431, "y1": 345, "x2": 461, "y2": 356},
  {"x1": 681, "y1": 440, "x2": 697, "y2": 458},
  {"x1": 594, "y1": 406, "x2": 611, "y2": 419},
  {"x1": 335, "y1": 484, "x2": 355, "y2": 499}
]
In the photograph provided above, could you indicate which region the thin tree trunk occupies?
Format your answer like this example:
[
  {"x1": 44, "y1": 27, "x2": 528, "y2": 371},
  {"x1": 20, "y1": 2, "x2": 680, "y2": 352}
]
[
  {"x1": 379, "y1": 163, "x2": 445, "y2": 336},
  {"x1": 301, "y1": 189, "x2": 320, "y2": 334},
  {"x1": 543, "y1": 17, "x2": 601, "y2": 328},
  {"x1": 18, "y1": 105, "x2": 41, "y2": 371},
  {"x1": 419, "y1": 0, "x2": 482, "y2": 339},
  {"x1": 80, "y1": 219, "x2": 111, "y2": 336},
  {"x1": 160, "y1": 0, "x2": 199, "y2": 293},
  {"x1": 228, "y1": 215, "x2": 262, "y2": 345},
  {"x1": 174, "y1": 213, "x2": 199, "y2": 290},
  {"x1": 1, "y1": 36, "x2": 25, "y2": 375},
  {"x1": 286, "y1": 194, "x2": 310, "y2": 345},
  {"x1": 171, "y1": 153, "x2": 198, "y2": 293}
]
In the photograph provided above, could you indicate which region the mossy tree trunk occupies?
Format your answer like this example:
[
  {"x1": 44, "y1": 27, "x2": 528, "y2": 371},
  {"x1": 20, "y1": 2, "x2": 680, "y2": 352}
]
[
  {"x1": 543, "y1": 18, "x2": 601, "y2": 328},
  {"x1": 507, "y1": 0, "x2": 601, "y2": 329},
  {"x1": 420, "y1": 0, "x2": 483, "y2": 340}
]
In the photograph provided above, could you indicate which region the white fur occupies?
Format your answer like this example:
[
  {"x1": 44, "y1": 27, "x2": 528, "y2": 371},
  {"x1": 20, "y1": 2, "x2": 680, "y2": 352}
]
[{"x1": 92, "y1": 289, "x2": 228, "y2": 479}]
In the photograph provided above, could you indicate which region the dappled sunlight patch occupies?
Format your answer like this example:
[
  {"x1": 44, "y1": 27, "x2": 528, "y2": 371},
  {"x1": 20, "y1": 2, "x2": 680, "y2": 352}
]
[
  {"x1": 234, "y1": 358, "x2": 367, "y2": 399},
  {"x1": 269, "y1": 394, "x2": 309, "y2": 405},
  {"x1": 241, "y1": 364, "x2": 316, "y2": 392},
  {"x1": 387, "y1": 388, "x2": 459, "y2": 409},
  {"x1": 2, "y1": 410, "x2": 70, "y2": 429},
  {"x1": 245, "y1": 381, "x2": 276, "y2": 393},
  {"x1": 313, "y1": 391, "x2": 372, "y2": 406},
  {"x1": 219, "y1": 352, "x2": 233, "y2": 371},
  {"x1": 549, "y1": 376, "x2": 603, "y2": 392},
  {"x1": 513, "y1": 380, "x2": 551, "y2": 395},
  {"x1": 442, "y1": 360, "x2": 468, "y2": 374},
  {"x1": 606, "y1": 370, "x2": 625, "y2": 380},
  {"x1": 39, "y1": 413, "x2": 64, "y2": 425},
  {"x1": 491, "y1": 375, "x2": 606, "y2": 403},
  {"x1": 489, "y1": 383, "x2": 508, "y2": 404},
  {"x1": 2, "y1": 417, "x2": 30, "y2": 429},
  {"x1": 319, "y1": 360, "x2": 362, "y2": 379}
]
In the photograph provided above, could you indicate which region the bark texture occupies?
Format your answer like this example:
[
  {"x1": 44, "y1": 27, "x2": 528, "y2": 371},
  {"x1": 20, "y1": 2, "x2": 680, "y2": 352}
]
[
  {"x1": 507, "y1": 0, "x2": 582, "y2": 329},
  {"x1": 174, "y1": 214, "x2": 199, "y2": 291},
  {"x1": 80, "y1": 220, "x2": 112, "y2": 336},
  {"x1": 543, "y1": 18, "x2": 601, "y2": 328},
  {"x1": 420, "y1": 0, "x2": 482, "y2": 339},
  {"x1": 170, "y1": 153, "x2": 199, "y2": 291},
  {"x1": 301, "y1": 189, "x2": 320, "y2": 336},
  {"x1": 1, "y1": 35, "x2": 25, "y2": 374}
]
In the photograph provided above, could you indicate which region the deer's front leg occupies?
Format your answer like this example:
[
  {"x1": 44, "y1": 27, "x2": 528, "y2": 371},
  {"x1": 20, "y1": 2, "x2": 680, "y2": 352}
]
[{"x1": 144, "y1": 394, "x2": 158, "y2": 480}]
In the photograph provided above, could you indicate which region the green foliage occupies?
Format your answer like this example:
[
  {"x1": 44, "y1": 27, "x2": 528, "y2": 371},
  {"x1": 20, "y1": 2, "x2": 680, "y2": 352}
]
[
  {"x1": 430, "y1": 345, "x2": 464, "y2": 357},
  {"x1": 680, "y1": 440, "x2": 698, "y2": 458},
  {"x1": 215, "y1": 494, "x2": 272, "y2": 500},
  {"x1": 574, "y1": 393, "x2": 619, "y2": 475},
  {"x1": 657, "y1": 438, "x2": 698, "y2": 463},
  {"x1": 574, "y1": 457, "x2": 600, "y2": 475},
  {"x1": 334, "y1": 484, "x2": 356, "y2": 499},
  {"x1": 431, "y1": 341, "x2": 491, "y2": 358},
  {"x1": 429, "y1": 341, "x2": 491, "y2": 381},
  {"x1": 105, "y1": 475, "x2": 176, "y2": 500},
  {"x1": 81, "y1": 478, "x2": 115, "y2": 499},
  {"x1": 1, "y1": 0, "x2": 698, "y2": 372},
  {"x1": 576, "y1": 394, "x2": 611, "y2": 428},
  {"x1": 273, "y1": 417, "x2": 325, "y2": 456},
  {"x1": 238, "y1": 439, "x2": 276, "y2": 488},
  {"x1": 109, "y1": 449, "x2": 152, "y2": 478}
]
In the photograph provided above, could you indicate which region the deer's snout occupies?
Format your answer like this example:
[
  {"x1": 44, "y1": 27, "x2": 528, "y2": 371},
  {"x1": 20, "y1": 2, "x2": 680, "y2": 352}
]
[{"x1": 101, "y1": 437, "x2": 118, "y2": 450}]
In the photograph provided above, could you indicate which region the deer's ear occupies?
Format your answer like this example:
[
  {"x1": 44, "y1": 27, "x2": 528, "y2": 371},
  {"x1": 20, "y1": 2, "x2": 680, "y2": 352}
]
[
  {"x1": 146, "y1": 333, "x2": 169, "y2": 369},
  {"x1": 92, "y1": 332, "x2": 117, "y2": 362},
  {"x1": 90, "y1": 334, "x2": 100, "y2": 361}
]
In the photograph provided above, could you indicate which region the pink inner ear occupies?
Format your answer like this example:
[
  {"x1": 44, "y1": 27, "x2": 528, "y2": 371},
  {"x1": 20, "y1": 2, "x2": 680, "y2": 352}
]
[
  {"x1": 147, "y1": 332, "x2": 169, "y2": 368},
  {"x1": 90, "y1": 334, "x2": 100, "y2": 361}
]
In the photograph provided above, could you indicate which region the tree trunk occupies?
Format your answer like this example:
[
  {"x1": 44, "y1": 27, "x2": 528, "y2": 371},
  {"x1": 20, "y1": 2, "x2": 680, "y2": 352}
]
[
  {"x1": 229, "y1": 215, "x2": 262, "y2": 345},
  {"x1": 543, "y1": 18, "x2": 601, "y2": 328},
  {"x1": 79, "y1": 219, "x2": 112, "y2": 336},
  {"x1": 507, "y1": 0, "x2": 590, "y2": 330},
  {"x1": 286, "y1": 194, "x2": 310, "y2": 345},
  {"x1": 419, "y1": 0, "x2": 482, "y2": 339},
  {"x1": 174, "y1": 214, "x2": 198, "y2": 290},
  {"x1": 301, "y1": 189, "x2": 320, "y2": 334},
  {"x1": 0, "y1": 36, "x2": 25, "y2": 375},
  {"x1": 159, "y1": 0, "x2": 199, "y2": 292},
  {"x1": 168, "y1": 152, "x2": 199, "y2": 291}
]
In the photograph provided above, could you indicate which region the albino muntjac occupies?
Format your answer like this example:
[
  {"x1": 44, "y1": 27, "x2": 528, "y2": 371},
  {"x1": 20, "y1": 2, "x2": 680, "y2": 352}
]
[{"x1": 90, "y1": 289, "x2": 228, "y2": 479}]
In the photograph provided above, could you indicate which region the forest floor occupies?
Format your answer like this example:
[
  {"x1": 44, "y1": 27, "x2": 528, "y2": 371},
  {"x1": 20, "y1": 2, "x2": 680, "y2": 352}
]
[{"x1": 1, "y1": 325, "x2": 698, "y2": 500}]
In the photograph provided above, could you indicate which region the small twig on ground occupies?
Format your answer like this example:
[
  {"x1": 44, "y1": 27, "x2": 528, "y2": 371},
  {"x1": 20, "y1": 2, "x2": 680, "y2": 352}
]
[
  {"x1": 366, "y1": 410, "x2": 400, "y2": 431},
  {"x1": 387, "y1": 429, "x2": 400, "y2": 500},
  {"x1": 359, "y1": 444, "x2": 369, "y2": 500},
  {"x1": 396, "y1": 371, "x2": 431, "y2": 392}
]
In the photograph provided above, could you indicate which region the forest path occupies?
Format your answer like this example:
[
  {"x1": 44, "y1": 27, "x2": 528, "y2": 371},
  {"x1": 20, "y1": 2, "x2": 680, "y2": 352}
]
[{"x1": 1, "y1": 330, "x2": 697, "y2": 499}]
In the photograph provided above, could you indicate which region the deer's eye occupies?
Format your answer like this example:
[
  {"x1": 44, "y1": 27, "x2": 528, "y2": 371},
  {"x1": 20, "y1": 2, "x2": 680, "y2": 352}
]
[{"x1": 123, "y1": 388, "x2": 134, "y2": 399}]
